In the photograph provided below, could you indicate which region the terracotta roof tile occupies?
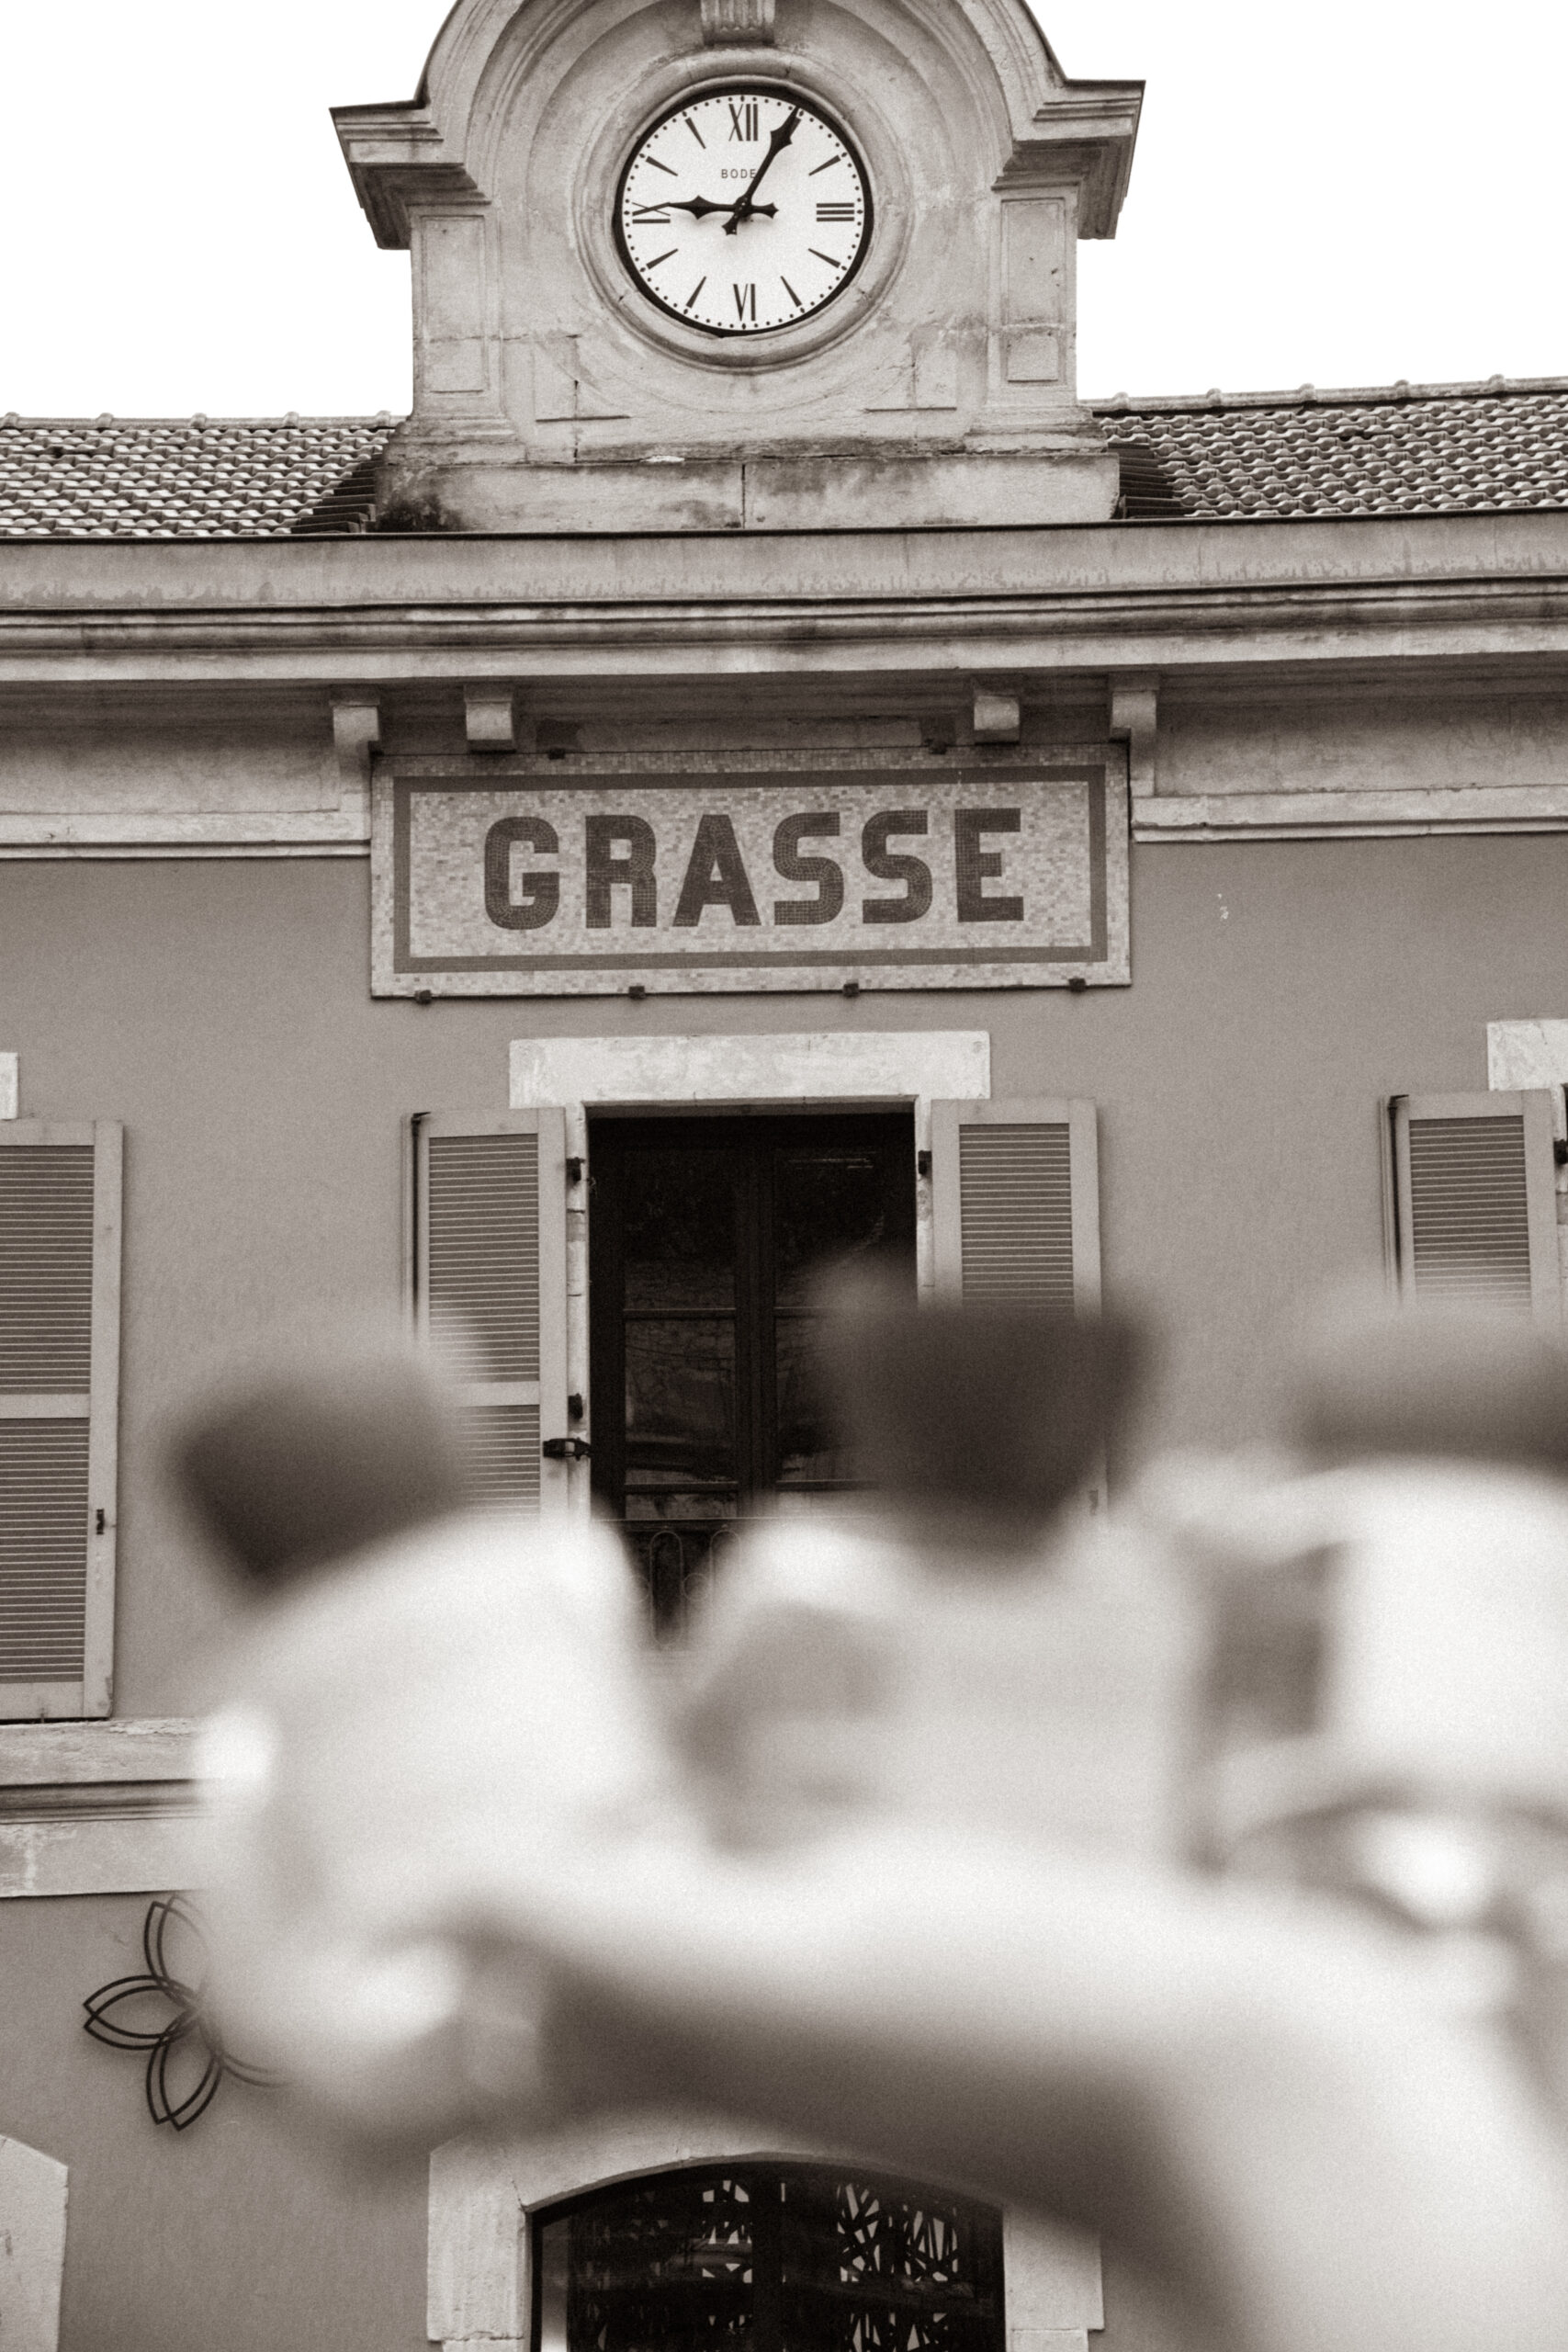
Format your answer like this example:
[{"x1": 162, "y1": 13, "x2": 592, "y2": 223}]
[
  {"x1": 6, "y1": 379, "x2": 1568, "y2": 536},
  {"x1": 0, "y1": 415, "x2": 395, "y2": 539},
  {"x1": 1094, "y1": 378, "x2": 1568, "y2": 521}
]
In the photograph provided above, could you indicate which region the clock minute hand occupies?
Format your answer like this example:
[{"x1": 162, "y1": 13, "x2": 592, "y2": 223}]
[{"x1": 723, "y1": 107, "x2": 801, "y2": 234}]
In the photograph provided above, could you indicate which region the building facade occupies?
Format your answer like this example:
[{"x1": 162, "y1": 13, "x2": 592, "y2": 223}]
[{"x1": 5, "y1": 0, "x2": 1568, "y2": 2345}]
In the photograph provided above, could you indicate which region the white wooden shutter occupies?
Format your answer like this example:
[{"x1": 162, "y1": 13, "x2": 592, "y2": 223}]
[
  {"x1": 0, "y1": 1122, "x2": 121, "y2": 1719},
  {"x1": 931, "y1": 1098, "x2": 1101, "y2": 1310},
  {"x1": 1390, "y1": 1091, "x2": 1560, "y2": 1320},
  {"x1": 412, "y1": 1110, "x2": 571, "y2": 1514}
]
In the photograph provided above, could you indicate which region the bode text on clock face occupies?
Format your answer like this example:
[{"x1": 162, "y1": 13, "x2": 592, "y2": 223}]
[{"x1": 616, "y1": 87, "x2": 871, "y2": 336}]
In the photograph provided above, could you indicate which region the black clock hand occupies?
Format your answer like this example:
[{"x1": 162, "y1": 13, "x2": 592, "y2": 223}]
[
  {"x1": 723, "y1": 107, "x2": 800, "y2": 233},
  {"x1": 663, "y1": 195, "x2": 775, "y2": 220}
]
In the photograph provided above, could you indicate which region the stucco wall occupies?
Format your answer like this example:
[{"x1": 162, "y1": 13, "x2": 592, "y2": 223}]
[
  {"x1": 5, "y1": 831, "x2": 1548, "y2": 2347},
  {"x1": 0, "y1": 837, "x2": 1559, "y2": 1713},
  {"x1": 0, "y1": 1894, "x2": 427, "y2": 2352}
]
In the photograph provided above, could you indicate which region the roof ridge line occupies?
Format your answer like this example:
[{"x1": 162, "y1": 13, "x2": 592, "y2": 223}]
[
  {"x1": 1092, "y1": 374, "x2": 1568, "y2": 417},
  {"x1": 0, "y1": 414, "x2": 401, "y2": 430}
]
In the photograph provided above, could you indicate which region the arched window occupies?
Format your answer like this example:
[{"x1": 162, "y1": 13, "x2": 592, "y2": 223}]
[{"x1": 534, "y1": 2162, "x2": 1005, "y2": 2352}]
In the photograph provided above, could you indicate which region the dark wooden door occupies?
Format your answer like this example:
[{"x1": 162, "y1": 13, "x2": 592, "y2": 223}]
[{"x1": 589, "y1": 1112, "x2": 915, "y2": 1627}]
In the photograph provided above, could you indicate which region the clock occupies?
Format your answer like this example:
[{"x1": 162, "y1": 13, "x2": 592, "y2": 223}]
[{"x1": 615, "y1": 85, "x2": 872, "y2": 338}]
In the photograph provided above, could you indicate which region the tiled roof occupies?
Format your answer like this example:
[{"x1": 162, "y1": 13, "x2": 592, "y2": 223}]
[
  {"x1": 1096, "y1": 378, "x2": 1568, "y2": 522},
  {"x1": 0, "y1": 414, "x2": 395, "y2": 539},
  {"x1": 4, "y1": 379, "x2": 1568, "y2": 536}
]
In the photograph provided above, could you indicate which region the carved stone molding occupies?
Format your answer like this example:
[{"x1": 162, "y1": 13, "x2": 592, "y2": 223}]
[
  {"x1": 1109, "y1": 670, "x2": 1158, "y2": 801},
  {"x1": 465, "y1": 684, "x2": 520, "y2": 751},
  {"x1": 700, "y1": 0, "x2": 775, "y2": 44},
  {"x1": 973, "y1": 689, "x2": 1021, "y2": 744},
  {"x1": 332, "y1": 694, "x2": 382, "y2": 790}
]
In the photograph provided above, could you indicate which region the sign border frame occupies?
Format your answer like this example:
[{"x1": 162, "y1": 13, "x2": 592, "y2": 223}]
[{"x1": 371, "y1": 746, "x2": 1129, "y2": 996}]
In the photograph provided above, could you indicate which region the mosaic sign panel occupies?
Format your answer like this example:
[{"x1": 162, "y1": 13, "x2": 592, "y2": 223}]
[{"x1": 372, "y1": 759, "x2": 1127, "y2": 996}]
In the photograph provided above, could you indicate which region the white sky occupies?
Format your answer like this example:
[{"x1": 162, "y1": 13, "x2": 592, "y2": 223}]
[{"x1": 3, "y1": 0, "x2": 1564, "y2": 417}]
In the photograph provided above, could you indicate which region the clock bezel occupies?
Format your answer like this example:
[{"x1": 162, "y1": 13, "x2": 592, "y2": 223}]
[{"x1": 613, "y1": 82, "x2": 875, "y2": 342}]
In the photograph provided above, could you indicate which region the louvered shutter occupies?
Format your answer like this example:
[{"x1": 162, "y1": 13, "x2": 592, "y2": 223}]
[
  {"x1": 930, "y1": 1099, "x2": 1101, "y2": 1311},
  {"x1": 412, "y1": 1110, "x2": 571, "y2": 1513},
  {"x1": 1389, "y1": 1091, "x2": 1559, "y2": 1321},
  {"x1": 0, "y1": 1123, "x2": 121, "y2": 1719}
]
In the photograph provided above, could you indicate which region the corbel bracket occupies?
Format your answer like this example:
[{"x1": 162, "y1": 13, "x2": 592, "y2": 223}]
[
  {"x1": 465, "y1": 685, "x2": 522, "y2": 752},
  {"x1": 973, "y1": 689, "x2": 1021, "y2": 745},
  {"x1": 1109, "y1": 672, "x2": 1158, "y2": 802},
  {"x1": 702, "y1": 0, "x2": 775, "y2": 42},
  {"x1": 331, "y1": 695, "x2": 381, "y2": 792}
]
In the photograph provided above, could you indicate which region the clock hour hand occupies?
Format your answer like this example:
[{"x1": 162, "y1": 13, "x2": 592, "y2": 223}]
[
  {"x1": 661, "y1": 195, "x2": 775, "y2": 220},
  {"x1": 723, "y1": 106, "x2": 801, "y2": 233}
]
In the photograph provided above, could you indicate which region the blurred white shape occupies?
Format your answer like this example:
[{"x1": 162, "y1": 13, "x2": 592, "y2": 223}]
[
  {"x1": 194, "y1": 1705, "x2": 277, "y2": 1803},
  {"x1": 338, "y1": 1939, "x2": 465, "y2": 2047},
  {"x1": 682, "y1": 1506, "x2": 1197, "y2": 1860},
  {"x1": 200, "y1": 1507, "x2": 669, "y2": 2142},
  {"x1": 1351, "y1": 1812, "x2": 1499, "y2": 1933}
]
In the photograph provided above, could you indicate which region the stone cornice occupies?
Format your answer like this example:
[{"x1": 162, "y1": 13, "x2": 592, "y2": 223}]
[
  {"x1": 6, "y1": 518, "x2": 1568, "y2": 849},
  {"x1": 1, "y1": 506, "x2": 1565, "y2": 606},
  {"x1": 5, "y1": 525, "x2": 1568, "y2": 684}
]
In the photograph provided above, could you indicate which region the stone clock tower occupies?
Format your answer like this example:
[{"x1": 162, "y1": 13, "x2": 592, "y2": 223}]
[{"x1": 333, "y1": 0, "x2": 1141, "y2": 531}]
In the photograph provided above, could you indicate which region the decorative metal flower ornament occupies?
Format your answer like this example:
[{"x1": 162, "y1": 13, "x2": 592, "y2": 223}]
[{"x1": 83, "y1": 1895, "x2": 281, "y2": 2130}]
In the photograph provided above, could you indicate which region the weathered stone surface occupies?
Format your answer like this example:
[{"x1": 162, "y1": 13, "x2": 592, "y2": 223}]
[{"x1": 333, "y1": 0, "x2": 1138, "y2": 532}]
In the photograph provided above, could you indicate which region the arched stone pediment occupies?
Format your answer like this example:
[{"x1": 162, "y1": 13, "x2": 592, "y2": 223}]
[
  {"x1": 333, "y1": 0, "x2": 1141, "y2": 531},
  {"x1": 428, "y1": 2118, "x2": 1104, "y2": 2352}
]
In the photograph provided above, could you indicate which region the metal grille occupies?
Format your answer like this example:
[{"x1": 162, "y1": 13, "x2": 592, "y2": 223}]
[
  {"x1": 460, "y1": 1404, "x2": 541, "y2": 1508},
  {"x1": 958, "y1": 1123, "x2": 1074, "y2": 1307},
  {"x1": 0, "y1": 1420, "x2": 88, "y2": 1679},
  {"x1": 615, "y1": 1517, "x2": 764, "y2": 1637},
  {"x1": 1407, "y1": 1115, "x2": 1534, "y2": 1309},
  {"x1": 547, "y1": 2163, "x2": 1002, "y2": 2352},
  {"x1": 0, "y1": 1146, "x2": 96, "y2": 1389},
  {"x1": 427, "y1": 1133, "x2": 540, "y2": 1379}
]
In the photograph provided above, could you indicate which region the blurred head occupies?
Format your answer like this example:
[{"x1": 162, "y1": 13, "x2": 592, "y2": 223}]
[
  {"x1": 813, "y1": 1271, "x2": 1145, "y2": 1556},
  {"x1": 173, "y1": 1345, "x2": 470, "y2": 1589}
]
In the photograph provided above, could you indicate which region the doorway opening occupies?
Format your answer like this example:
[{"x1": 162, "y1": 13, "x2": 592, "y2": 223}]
[
  {"x1": 533, "y1": 2160, "x2": 1004, "y2": 2352},
  {"x1": 588, "y1": 1110, "x2": 916, "y2": 1629}
]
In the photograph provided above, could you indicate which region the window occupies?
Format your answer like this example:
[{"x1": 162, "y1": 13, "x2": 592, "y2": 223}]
[
  {"x1": 589, "y1": 1114, "x2": 916, "y2": 1625},
  {"x1": 407, "y1": 1087, "x2": 1104, "y2": 1601},
  {"x1": 410, "y1": 1108, "x2": 570, "y2": 1512},
  {"x1": 534, "y1": 2163, "x2": 1004, "y2": 2352},
  {"x1": 0, "y1": 1122, "x2": 122, "y2": 1718},
  {"x1": 1385, "y1": 1091, "x2": 1559, "y2": 1319}
]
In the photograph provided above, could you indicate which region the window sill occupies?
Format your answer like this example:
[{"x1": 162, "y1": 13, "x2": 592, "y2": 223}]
[{"x1": 0, "y1": 1719, "x2": 202, "y2": 1899}]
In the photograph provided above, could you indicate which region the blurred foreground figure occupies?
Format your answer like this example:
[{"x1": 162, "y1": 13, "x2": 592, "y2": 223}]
[
  {"x1": 682, "y1": 1285, "x2": 1192, "y2": 1855},
  {"x1": 176, "y1": 1305, "x2": 1568, "y2": 2352},
  {"x1": 181, "y1": 1352, "x2": 671, "y2": 2143},
  {"x1": 1156, "y1": 1298, "x2": 1568, "y2": 2104}
]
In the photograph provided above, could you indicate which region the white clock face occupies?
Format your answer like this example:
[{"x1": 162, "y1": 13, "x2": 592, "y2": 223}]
[{"x1": 615, "y1": 86, "x2": 872, "y2": 338}]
